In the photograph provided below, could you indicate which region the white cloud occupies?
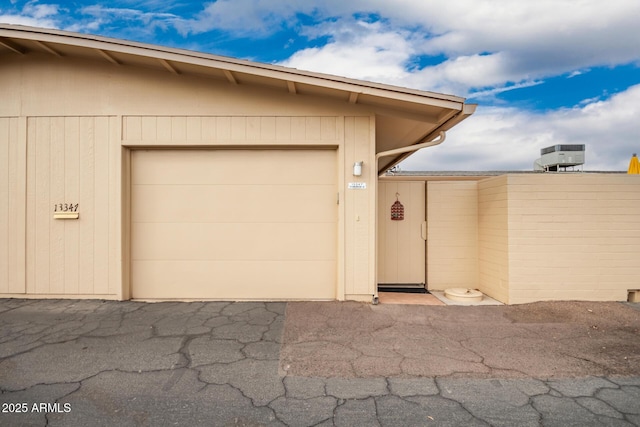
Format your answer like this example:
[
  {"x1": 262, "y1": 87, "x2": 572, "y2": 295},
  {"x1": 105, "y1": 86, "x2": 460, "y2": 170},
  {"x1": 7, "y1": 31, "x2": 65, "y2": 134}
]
[
  {"x1": 0, "y1": 13, "x2": 56, "y2": 28},
  {"x1": 272, "y1": 0, "x2": 640, "y2": 176},
  {"x1": 75, "y1": 5, "x2": 178, "y2": 33},
  {"x1": 466, "y1": 80, "x2": 544, "y2": 101},
  {"x1": 0, "y1": 2, "x2": 60, "y2": 28},
  {"x1": 23, "y1": 2, "x2": 58, "y2": 19},
  {"x1": 280, "y1": 20, "x2": 414, "y2": 84},
  {"x1": 283, "y1": 1, "x2": 640, "y2": 96},
  {"x1": 399, "y1": 84, "x2": 640, "y2": 171},
  {"x1": 172, "y1": 0, "x2": 313, "y2": 36},
  {"x1": 399, "y1": 52, "x2": 546, "y2": 96},
  {"x1": 0, "y1": 2, "x2": 183, "y2": 36},
  {"x1": 7, "y1": 0, "x2": 636, "y2": 98}
]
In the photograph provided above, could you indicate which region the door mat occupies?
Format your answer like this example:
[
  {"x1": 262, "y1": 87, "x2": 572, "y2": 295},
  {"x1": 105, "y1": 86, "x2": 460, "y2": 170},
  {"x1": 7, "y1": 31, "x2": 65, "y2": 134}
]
[{"x1": 377, "y1": 286, "x2": 429, "y2": 294}]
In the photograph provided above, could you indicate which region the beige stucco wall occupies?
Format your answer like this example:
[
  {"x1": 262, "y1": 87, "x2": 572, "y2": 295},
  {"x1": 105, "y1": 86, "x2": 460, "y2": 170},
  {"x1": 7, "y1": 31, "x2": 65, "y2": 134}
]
[
  {"x1": 477, "y1": 176, "x2": 510, "y2": 303},
  {"x1": 1, "y1": 53, "x2": 378, "y2": 301},
  {"x1": 427, "y1": 181, "x2": 479, "y2": 290},
  {"x1": 505, "y1": 174, "x2": 640, "y2": 304}
]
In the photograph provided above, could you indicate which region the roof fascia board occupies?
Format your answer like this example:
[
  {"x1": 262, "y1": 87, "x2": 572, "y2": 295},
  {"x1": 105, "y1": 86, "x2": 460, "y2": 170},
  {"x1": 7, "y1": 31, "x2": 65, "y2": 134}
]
[{"x1": 0, "y1": 25, "x2": 466, "y2": 111}]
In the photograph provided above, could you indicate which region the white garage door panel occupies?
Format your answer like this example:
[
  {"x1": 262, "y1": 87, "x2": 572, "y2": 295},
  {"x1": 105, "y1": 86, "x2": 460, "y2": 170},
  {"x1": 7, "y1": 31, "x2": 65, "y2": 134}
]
[
  {"x1": 131, "y1": 149, "x2": 337, "y2": 300},
  {"x1": 133, "y1": 260, "x2": 336, "y2": 299},
  {"x1": 132, "y1": 150, "x2": 333, "y2": 185},
  {"x1": 132, "y1": 185, "x2": 335, "y2": 223},
  {"x1": 132, "y1": 222, "x2": 336, "y2": 260}
]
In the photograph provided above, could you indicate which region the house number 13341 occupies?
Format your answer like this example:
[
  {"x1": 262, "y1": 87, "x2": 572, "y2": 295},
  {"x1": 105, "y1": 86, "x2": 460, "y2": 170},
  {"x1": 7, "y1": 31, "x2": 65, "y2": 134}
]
[{"x1": 54, "y1": 203, "x2": 79, "y2": 212}]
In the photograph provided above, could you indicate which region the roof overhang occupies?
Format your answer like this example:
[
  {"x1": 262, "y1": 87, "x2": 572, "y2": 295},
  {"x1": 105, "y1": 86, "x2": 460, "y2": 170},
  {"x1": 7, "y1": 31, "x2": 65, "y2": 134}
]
[{"x1": 0, "y1": 24, "x2": 476, "y2": 173}]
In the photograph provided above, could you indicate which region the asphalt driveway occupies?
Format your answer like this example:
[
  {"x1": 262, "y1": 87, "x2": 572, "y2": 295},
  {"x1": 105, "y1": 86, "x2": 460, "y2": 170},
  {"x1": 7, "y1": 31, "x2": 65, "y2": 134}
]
[{"x1": 1, "y1": 299, "x2": 639, "y2": 426}]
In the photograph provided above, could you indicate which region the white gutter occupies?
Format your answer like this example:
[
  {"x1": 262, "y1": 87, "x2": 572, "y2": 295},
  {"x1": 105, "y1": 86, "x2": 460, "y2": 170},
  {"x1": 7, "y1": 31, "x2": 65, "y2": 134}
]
[{"x1": 375, "y1": 131, "x2": 446, "y2": 177}]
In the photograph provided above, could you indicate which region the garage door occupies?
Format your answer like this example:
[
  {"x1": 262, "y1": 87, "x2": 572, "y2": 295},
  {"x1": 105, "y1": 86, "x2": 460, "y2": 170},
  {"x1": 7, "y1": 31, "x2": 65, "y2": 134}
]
[{"x1": 131, "y1": 149, "x2": 337, "y2": 300}]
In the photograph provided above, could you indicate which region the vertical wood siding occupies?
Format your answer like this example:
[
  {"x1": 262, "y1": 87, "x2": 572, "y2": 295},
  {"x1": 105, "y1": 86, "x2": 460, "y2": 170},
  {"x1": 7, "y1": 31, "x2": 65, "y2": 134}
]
[
  {"x1": 26, "y1": 117, "x2": 114, "y2": 296},
  {"x1": 344, "y1": 116, "x2": 373, "y2": 297},
  {"x1": 0, "y1": 117, "x2": 26, "y2": 294},
  {"x1": 0, "y1": 118, "x2": 9, "y2": 292},
  {"x1": 122, "y1": 116, "x2": 340, "y2": 145}
]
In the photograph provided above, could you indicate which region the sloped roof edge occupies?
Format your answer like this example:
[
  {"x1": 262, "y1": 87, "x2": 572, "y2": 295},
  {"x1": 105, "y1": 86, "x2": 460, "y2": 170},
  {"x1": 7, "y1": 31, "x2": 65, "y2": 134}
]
[
  {"x1": 0, "y1": 24, "x2": 467, "y2": 110},
  {"x1": 1, "y1": 24, "x2": 477, "y2": 173}
]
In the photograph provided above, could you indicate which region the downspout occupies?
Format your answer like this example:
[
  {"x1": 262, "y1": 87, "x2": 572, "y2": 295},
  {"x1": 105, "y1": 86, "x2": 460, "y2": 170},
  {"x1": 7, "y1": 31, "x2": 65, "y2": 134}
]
[{"x1": 371, "y1": 130, "x2": 446, "y2": 304}]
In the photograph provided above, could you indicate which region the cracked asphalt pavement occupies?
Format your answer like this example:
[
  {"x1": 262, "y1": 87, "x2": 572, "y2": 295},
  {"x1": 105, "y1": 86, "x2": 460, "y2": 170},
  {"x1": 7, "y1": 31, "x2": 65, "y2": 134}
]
[{"x1": 0, "y1": 299, "x2": 639, "y2": 426}]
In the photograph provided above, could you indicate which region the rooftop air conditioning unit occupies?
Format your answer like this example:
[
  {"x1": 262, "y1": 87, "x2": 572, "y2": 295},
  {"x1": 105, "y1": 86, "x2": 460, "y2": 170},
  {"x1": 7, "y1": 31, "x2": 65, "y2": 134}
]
[{"x1": 534, "y1": 144, "x2": 585, "y2": 172}]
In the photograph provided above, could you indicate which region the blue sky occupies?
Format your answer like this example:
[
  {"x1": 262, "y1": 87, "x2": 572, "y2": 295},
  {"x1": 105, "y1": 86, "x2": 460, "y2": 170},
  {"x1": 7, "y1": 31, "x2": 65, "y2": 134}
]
[{"x1": 2, "y1": 0, "x2": 640, "y2": 171}]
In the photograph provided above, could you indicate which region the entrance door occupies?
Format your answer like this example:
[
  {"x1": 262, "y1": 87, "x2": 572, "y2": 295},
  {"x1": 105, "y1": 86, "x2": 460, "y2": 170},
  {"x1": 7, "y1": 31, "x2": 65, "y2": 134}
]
[{"x1": 377, "y1": 181, "x2": 426, "y2": 287}]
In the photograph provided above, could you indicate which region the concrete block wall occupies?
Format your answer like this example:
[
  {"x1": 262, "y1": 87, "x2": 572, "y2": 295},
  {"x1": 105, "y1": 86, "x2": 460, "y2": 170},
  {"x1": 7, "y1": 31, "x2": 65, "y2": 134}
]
[
  {"x1": 506, "y1": 174, "x2": 640, "y2": 304},
  {"x1": 477, "y1": 176, "x2": 510, "y2": 303}
]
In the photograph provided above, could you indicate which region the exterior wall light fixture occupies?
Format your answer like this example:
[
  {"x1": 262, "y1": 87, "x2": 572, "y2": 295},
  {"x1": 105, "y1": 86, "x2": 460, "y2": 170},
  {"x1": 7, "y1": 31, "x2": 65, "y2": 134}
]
[{"x1": 353, "y1": 161, "x2": 363, "y2": 176}]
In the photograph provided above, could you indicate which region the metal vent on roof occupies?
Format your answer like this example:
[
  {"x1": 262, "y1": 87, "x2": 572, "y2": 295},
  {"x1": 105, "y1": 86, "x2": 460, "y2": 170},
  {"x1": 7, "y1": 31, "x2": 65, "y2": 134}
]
[
  {"x1": 534, "y1": 144, "x2": 585, "y2": 172},
  {"x1": 540, "y1": 144, "x2": 585, "y2": 155}
]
